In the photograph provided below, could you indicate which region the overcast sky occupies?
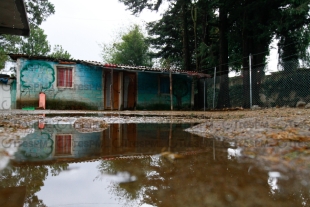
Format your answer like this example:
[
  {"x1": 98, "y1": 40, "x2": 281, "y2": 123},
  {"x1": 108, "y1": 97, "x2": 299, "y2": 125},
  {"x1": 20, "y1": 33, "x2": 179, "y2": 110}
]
[{"x1": 41, "y1": 0, "x2": 163, "y2": 62}]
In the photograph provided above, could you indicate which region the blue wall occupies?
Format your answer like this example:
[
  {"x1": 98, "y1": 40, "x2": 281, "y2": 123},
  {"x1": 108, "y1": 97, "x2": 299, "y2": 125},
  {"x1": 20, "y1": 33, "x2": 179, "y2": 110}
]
[
  {"x1": 14, "y1": 124, "x2": 102, "y2": 162},
  {"x1": 18, "y1": 59, "x2": 103, "y2": 109},
  {"x1": 137, "y1": 72, "x2": 192, "y2": 109}
]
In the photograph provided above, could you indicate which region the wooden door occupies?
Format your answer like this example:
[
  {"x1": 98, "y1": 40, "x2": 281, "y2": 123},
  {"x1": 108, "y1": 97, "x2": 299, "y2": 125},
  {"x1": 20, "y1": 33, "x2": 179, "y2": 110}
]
[
  {"x1": 123, "y1": 72, "x2": 136, "y2": 109},
  {"x1": 105, "y1": 71, "x2": 120, "y2": 110},
  {"x1": 113, "y1": 71, "x2": 120, "y2": 109}
]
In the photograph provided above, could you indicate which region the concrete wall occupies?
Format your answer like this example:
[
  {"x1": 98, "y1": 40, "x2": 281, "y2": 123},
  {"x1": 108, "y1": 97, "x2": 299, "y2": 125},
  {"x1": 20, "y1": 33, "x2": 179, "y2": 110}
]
[
  {"x1": 136, "y1": 72, "x2": 192, "y2": 109},
  {"x1": 14, "y1": 123, "x2": 103, "y2": 162},
  {"x1": 14, "y1": 58, "x2": 193, "y2": 110},
  {"x1": 16, "y1": 59, "x2": 104, "y2": 109},
  {"x1": 0, "y1": 83, "x2": 11, "y2": 109}
]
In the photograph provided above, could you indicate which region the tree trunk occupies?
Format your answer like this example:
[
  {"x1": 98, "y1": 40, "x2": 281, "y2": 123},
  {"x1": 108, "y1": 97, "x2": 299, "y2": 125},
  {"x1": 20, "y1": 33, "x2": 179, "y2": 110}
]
[
  {"x1": 242, "y1": 9, "x2": 253, "y2": 108},
  {"x1": 182, "y1": 0, "x2": 191, "y2": 71},
  {"x1": 216, "y1": 1, "x2": 230, "y2": 108}
]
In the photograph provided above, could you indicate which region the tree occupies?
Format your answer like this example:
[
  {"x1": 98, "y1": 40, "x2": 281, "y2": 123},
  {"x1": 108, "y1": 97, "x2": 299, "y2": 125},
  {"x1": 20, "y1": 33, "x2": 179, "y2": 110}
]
[
  {"x1": 50, "y1": 45, "x2": 72, "y2": 59},
  {"x1": 20, "y1": 26, "x2": 51, "y2": 56},
  {"x1": 275, "y1": 1, "x2": 310, "y2": 71},
  {"x1": 101, "y1": 25, "x2": 151, "y2": 66},
  {"x1": 24, "y1": 0, "x2": 55, "y2": 26},
  {"x1": 120, "y1": 0, "x2": 310, "y2": 108},
  {"x1": 0, "y1": 163, "x2": 68, "y2": 207}
]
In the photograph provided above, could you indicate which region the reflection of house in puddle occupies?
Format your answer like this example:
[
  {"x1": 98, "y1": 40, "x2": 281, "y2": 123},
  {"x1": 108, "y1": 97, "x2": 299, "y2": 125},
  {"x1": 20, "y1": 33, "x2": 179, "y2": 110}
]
[
  {"x1": 13, "y1": 123, "x2": 201, "y2": 165},
  {"x1": 13, "y1": 123, "x2": 103, "y2": 164}
]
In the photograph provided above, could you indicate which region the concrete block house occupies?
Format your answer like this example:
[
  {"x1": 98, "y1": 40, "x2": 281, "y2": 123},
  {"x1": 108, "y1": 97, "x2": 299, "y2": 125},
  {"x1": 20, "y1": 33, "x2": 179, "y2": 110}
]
[{"x1": 9, "y1": 54, "x2": 209, "y2": 110}]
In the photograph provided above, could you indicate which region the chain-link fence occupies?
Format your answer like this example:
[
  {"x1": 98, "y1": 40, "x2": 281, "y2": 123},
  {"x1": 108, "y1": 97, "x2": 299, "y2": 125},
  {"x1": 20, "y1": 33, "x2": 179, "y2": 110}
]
[{"x1": 202, "y1": 60, "x2": 310, "y2": 109}]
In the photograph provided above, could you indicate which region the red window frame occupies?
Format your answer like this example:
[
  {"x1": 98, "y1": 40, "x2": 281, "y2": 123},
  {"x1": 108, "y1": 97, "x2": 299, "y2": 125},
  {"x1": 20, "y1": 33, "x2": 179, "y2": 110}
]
[
  {"x1": 57, "y1": 67, "x2": 73, "y2": 87},
  {"x1": 55, "y1": 134, "x2": 72, "y2": 156}
]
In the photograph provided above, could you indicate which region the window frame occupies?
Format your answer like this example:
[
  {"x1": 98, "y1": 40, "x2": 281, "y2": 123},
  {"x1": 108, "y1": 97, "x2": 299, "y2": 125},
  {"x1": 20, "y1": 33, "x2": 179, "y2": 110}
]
[
  {"x1": 56, "y1": 65, "x2": 74, "y2": 89},
  {"x1": 54, "y1": 134, "x2": 73, "y2": 156}
]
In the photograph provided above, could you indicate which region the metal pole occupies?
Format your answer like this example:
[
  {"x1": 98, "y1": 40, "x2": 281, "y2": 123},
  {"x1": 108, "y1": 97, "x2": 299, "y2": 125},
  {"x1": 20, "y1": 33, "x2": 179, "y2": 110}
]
[
  {"x1": 204, "y1": 78, "x2": 206, "y2": 111},
  {"x1": 170, "y1": 70, "x2": 173, "y2": 110},
  {"x1": 249, "y1": 54, "x2": 252, "y2": 108},
  {"x1": 213, "y1": 67, "x2": 216, "y2": 109},
  {"x1": 110, "y1": 69, "x2": 114, "y2": 111}
]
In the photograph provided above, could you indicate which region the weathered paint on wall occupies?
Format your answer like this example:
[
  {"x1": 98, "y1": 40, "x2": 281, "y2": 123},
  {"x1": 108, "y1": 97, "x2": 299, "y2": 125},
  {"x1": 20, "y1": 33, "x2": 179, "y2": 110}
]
[
  {"x1": 14, "y1": 58, "x2": 194, "y2": 110},
  {"x1": 137, "y1": 72, "x2": 192, "y2": 109},
  {"x1": 14, "y1": 123, "x2": 103, "y2": 162},
  {"x1": 21, "y1": 62, "x2": 55, "y2": 89},
  {"x1": 17, "y1": 59, "x2": 103, "y2": 109}
]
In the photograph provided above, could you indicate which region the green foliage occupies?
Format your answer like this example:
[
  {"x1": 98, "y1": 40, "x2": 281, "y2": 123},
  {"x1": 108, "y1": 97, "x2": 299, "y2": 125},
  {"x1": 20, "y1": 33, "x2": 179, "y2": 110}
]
[
  {"x1": 24, "y1": 0, "x2": 55, "y2": 26},
  {"x1": 0, "y1": 35, "x2": 22, "y2": 69},
  {"x1": 101, "y1": 25, "x2": 152, "y2": 66},
  {"x1": 49, "y1": 45, "x2": 72, "y2": 59},
  {"x1": 0, "y1": 163, "x2": 67, "y2": 207},
  {"x1": 20, "y1": 25, "x2": 51, "y2": 56},
  {"x1": 261, "y1": 70, "x2": 310, "y2": 106}
]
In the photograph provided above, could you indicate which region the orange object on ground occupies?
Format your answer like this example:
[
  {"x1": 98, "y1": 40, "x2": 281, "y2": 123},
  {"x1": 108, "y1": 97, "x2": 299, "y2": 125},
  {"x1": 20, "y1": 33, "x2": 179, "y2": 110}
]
[{"x1": 39, "y1": 92, "x2": 46, "y2": 109}]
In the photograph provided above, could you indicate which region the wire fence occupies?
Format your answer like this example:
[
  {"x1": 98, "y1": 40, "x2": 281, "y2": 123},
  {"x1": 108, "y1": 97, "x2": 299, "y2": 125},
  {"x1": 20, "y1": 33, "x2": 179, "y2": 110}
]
[{"x1": 202, "y1": 60, "x2": 310, "y2": 109}]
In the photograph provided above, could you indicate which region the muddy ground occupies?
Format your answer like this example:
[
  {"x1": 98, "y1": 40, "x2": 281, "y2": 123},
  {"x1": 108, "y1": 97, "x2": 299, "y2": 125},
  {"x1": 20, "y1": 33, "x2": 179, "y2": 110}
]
[{"x1": 1, "y1": 107, "x2": 310, "y2": 176}]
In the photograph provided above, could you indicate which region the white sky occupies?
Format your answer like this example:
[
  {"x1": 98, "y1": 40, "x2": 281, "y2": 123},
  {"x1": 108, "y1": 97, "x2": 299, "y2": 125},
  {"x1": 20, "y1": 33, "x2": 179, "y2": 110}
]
[{"x1": 41, "y1": 0, "x2": 163, "y2": 62}]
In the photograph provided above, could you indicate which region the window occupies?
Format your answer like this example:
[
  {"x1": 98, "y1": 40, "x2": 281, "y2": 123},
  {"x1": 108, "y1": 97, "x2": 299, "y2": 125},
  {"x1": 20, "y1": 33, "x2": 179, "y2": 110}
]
[
  {"x1": 57, "y1": 66, "x2": 73, "y2": 87},
  {"x1": 55, "y1": 134, "x2": 72, "y2": 156},
  {"x1": 159, "y1": 75, "x2": 170, "y2": 94}
]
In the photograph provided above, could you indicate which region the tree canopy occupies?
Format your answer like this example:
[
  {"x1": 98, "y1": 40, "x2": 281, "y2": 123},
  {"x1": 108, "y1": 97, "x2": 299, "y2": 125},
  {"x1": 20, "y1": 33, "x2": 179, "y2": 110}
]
[
  {"x1": 50, "y1": 45, "x2": 72, "y2": 59},
  {"x1": 119, "y1": 0, "x2": 310, "y2": 108},
  {"x1": 19, "y1": 26, "x2": 51, "y2": 56},
  {"x1": 101, "y1": 25, "x2": 151, "y2": 66}
]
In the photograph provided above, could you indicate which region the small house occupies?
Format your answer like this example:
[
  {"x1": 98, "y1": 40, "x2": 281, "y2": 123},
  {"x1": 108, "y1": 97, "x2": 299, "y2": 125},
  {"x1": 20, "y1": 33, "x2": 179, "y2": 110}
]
[{"x1": 9, "y1": 54, "x2": 209, "y2": 110}]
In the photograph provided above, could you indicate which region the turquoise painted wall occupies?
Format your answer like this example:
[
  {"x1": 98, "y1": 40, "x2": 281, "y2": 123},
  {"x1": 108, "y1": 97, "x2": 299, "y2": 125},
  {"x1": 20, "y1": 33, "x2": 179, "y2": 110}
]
[
  {"x1": 18, "y1": 59, "x2": 103, "y2": 109},
  {"x1": 137, "y1": 72, "x2": 192, "y2": 109},
  {"x1": 14, "y1": 123, "x2": 102, "y2": 162}
]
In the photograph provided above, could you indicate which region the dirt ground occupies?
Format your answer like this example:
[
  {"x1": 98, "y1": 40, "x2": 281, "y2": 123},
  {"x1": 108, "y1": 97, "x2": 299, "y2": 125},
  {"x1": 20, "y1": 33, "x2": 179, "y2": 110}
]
[{"x1": 1, "y1": 107, "x2": 310, "y2": 174}]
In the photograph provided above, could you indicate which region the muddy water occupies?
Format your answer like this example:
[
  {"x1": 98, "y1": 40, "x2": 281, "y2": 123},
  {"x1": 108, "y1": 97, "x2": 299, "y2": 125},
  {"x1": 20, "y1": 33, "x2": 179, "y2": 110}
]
[{"x1": 0, "y1": 123, "x2": 309, "y2": 207}]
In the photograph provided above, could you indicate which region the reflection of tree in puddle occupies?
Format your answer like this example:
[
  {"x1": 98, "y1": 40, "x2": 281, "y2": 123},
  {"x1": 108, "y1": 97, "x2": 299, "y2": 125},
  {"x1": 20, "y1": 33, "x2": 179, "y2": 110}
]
[
  {"x1": 97, "y1": 157, "x2": 154, "y2": 206},
  {"x1": 98, "y1": 151, "x2": 310, "y2": 207},
  {"x1": 0, "y1": 163, "x2": 68, "y2": 206}
]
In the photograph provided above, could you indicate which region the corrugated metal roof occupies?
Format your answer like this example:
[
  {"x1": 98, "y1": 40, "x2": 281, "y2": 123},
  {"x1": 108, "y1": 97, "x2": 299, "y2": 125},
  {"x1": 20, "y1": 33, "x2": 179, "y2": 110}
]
[
  {"x1": 8, "y1": 54, "x2": 211, "y2": 78},
  {"x1": 0, "y1": 0, "x2": 29, "y2": 36}
]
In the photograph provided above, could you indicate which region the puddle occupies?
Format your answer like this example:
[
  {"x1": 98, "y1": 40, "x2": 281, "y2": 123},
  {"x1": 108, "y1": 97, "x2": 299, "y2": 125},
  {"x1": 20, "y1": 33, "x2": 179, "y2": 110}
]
[{"x1": 0, "y1": 123, "x2": 310, "y2": 206}]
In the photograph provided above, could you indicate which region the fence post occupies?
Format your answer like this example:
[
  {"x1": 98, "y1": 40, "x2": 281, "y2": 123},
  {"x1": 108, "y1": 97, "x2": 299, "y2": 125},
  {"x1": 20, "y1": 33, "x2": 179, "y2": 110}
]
[
  {"x1": 213, "y1": 67, "x2": 216, "y2": 109},
  {"x1": 169, "y1": 70, "x2": 173, "y2": 111},
  {"x1": 249, "y1": 54, "x2": 252, "y2": 108}
]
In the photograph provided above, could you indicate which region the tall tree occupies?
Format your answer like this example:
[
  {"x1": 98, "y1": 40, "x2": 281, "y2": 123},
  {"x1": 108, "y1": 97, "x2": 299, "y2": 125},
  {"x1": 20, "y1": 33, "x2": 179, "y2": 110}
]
[
  {"x1": 120, "y1": 0, "x2": 310, "y2": 108},
  {"x1": 101, "y1": 25, "x2": 151, "y2": 66},
  {"x1": 20, "y1": 26, "x2": 51, "y2": 56},
  {"x1": 24, "y1": 0, "x2": 55, "y2": 26},
  {"x1": 276, "y1": 1, "x2": 310, "y2": 71},
  {"x1": 216, "y1": 0, "x2": 230, "y2": 108}
]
